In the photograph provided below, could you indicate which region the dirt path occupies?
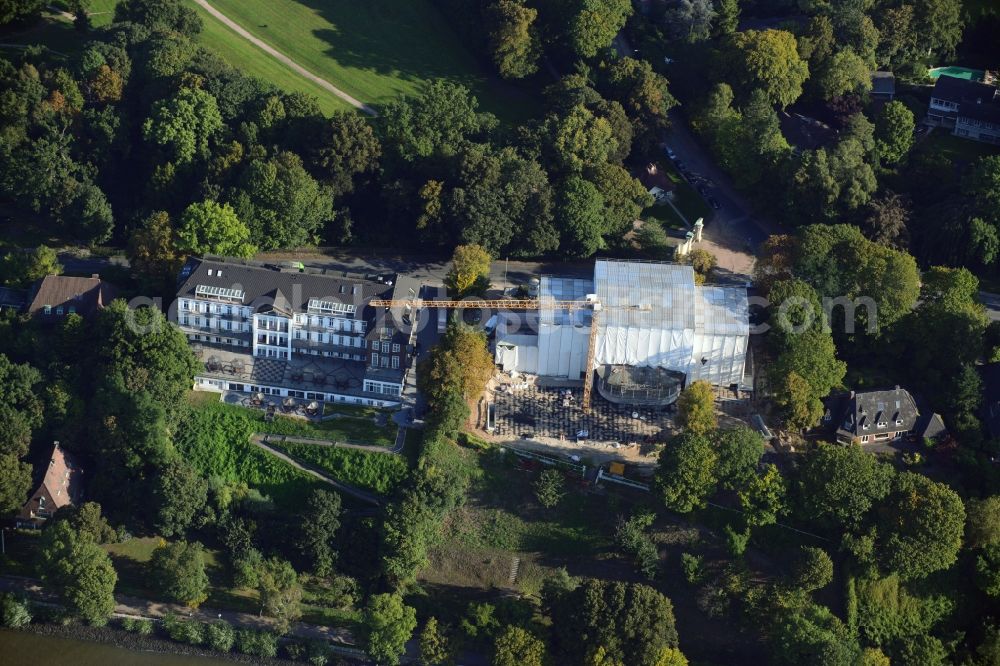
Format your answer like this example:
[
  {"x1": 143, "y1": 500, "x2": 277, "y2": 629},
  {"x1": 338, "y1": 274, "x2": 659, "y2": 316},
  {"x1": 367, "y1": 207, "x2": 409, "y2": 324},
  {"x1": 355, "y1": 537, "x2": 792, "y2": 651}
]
[
  {"x1": 191, "y1": 0, "x2": 377, "y2": 117},
  {"x1": 0, "y1": 574, "x2": 362, "y2": 650},
  {"x1": 250, "y1": 436, "x2": 384, "y2": 506}
]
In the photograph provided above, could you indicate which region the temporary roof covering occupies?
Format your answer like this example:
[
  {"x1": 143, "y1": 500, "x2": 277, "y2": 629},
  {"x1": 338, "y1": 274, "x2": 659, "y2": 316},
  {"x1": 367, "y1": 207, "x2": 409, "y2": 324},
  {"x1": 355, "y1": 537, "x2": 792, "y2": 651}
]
[
  {"x1": 594, "y1": 260, "x2": 748, "y2": 385},
  {"x1": 499, "y1": 260, "x2": 749, "y2": 386}
]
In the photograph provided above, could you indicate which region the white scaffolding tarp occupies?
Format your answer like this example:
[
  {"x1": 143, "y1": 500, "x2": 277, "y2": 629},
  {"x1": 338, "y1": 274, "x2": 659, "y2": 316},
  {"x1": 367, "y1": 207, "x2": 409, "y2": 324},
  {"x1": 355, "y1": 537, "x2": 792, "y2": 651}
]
[{"x1": 500, "y1": 260, "x2": 749, "y2": 386}]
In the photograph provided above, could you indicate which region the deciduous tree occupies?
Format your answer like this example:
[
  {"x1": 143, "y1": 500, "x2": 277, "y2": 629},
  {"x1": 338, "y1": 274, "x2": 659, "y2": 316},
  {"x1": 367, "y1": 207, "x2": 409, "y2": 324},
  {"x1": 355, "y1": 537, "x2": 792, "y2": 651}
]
[
  {"x1": 298, "y1": 488, "x2": 342, "y2": 577},
  {"x1": 445, "y1": 244, "x2": 491, "y2": 297},
  {"x1": 151, "y1": 540, "x2": 210, "y2": 608},
  {"x1": 655, "y1": 432, "x2": 717, "y2": 513},
  {"x1": 677, "y1": 380, "x2": 717, "y2": 435},
  {"x1": 493, "y1": 625, "x2": 546, "y2": 666},
  {"x1": 38, "y1": 520, "x2": 117, "y2": 624},
  {"x1": 363, "y1": 593, "x2": 417, "y2": 666},
  {"x1": 487, "y1": 0, "x2": 541, "y2": 79},
  {"x1": 176, "y1": 200, "x2": 256, "y2": 258},
  {"x1": 727, "y1": 29, "x2": 809, "y2": 108}
]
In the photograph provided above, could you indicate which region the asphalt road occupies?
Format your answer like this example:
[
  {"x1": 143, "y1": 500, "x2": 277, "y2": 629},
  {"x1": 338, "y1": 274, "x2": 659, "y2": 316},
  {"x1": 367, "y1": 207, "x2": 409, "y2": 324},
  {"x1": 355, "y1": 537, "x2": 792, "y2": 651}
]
[
  {"x1": 981, "y1": 291, "x2": 1000, "y2": 322},
  {"x1": 661, "y1": 109, "x2": 776, "y2": 251}
]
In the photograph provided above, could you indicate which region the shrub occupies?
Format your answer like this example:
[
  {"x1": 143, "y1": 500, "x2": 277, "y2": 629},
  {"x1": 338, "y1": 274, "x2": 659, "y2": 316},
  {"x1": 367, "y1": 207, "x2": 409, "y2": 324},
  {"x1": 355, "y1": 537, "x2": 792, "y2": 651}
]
[
  {"x1": 724, "y1": 524, "x2": 750, "y2": 557},
  {"x1": 306, "y1": 639, "x2": 330, "y2": 665},
  {"x1": 120, "y1": 616, "x2": 154, "y2": 635},
  {"x1": 1, "y1": 594, "x2": 32, "y2": 628},
  {"x1": 204, "y1": 620, "x2": 235, "y2": 652},
  {"x1": 284, "y1": 640, "x2": 306, "y2": 660},
  {"x1": 534, "y1": 469, "x2": 566, "y2": 508},
  {"x1": 279, "y1": 442, "x2": 409, "y2": 494},
  {"x1": 162, "y1": 613, "x2": 203, "y2": 645},
  {"x1": 235, "y1": 629, "x2": 279, "y2": 658},
  {"x1": 680, "y1": 553, "x2": 703, "y2": 584}
]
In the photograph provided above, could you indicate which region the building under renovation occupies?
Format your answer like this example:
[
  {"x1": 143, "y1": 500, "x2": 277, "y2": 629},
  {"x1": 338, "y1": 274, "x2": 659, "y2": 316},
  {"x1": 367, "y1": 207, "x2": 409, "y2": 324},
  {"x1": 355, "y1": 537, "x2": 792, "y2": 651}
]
[{"x1": 495, "y1": 259, "x2": 750, "y2": 406}]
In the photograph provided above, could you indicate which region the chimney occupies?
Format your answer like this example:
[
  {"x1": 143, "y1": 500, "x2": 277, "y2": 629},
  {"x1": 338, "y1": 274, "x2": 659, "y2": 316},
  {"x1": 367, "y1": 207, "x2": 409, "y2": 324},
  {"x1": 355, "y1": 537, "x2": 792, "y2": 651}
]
[
  {"x1": 91, "y1": 273, "x2": 99, "y2": 279},
  {"x1": 849, "y1": 391, "x2": 855, "y2": 399},
  {"x1": 894, "y1": 384, "x2": 900, "y2": 390}
]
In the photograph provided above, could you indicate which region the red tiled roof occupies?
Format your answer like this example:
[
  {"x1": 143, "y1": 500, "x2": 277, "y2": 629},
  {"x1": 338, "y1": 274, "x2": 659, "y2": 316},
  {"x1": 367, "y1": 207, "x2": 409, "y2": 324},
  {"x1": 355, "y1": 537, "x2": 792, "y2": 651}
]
[{"x1": 27, "y1": 275, "x2": 117, "y2": 319}]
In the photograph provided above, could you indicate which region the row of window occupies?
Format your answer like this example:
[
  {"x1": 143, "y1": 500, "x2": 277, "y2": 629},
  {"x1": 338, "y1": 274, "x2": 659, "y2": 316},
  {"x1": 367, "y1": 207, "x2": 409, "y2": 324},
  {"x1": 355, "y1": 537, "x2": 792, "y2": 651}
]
[
  {"x1": 181, "y1": 316, "x2": 251, "y2": 332},
  {"x1": 41, "y1": 305, "x2": 75, "y2": 315},
  {"x1": 182, "y1": 300, "x2": 251, "y2": 317},
  {"x1": 200, "y1": 379, "x2": 398, "y2": 406},
  {"x1": 957, "y1": 117, "x2": 1000, "y2": 130},
  {"x1": 370, "y1": 340, "x2": 401, "y2": 353},
  {"x1": 370, "y1": 353, "x2": 401, "y2": 370},
  {"x1": 363, "y1": 380, "x2": 403, "y2": 396},
  {"x1": 294, "y1": 330, "x2": 362, "y2": 346}
]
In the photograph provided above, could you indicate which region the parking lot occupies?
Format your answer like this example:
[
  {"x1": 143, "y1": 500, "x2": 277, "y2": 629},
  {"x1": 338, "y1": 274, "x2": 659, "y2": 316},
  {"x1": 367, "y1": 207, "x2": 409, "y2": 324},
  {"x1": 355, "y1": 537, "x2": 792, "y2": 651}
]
[{"x1": 493, "y1": 384, "x2": 677, "y2": 446}]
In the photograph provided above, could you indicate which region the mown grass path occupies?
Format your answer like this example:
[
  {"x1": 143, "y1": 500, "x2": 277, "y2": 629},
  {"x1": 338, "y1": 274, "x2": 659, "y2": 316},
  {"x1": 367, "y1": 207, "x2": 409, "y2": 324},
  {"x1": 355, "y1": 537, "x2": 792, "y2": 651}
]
[{"x1": 191, "y1": 0, "x2": 377, "y2": 116}]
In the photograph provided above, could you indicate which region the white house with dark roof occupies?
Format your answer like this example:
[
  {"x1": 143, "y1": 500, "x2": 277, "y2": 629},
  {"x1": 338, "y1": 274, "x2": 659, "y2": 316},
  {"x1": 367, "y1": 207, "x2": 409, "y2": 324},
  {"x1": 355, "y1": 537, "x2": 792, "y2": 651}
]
[
  {"x1": 173, "y1": 257, "x2": 419, "y2": 406},
  {"x1": 928, "y1": 75, "x2": 1000, "y2": 144},
  {"x1": 821, "y1": 386, "x2": 945, "y2": 445}
]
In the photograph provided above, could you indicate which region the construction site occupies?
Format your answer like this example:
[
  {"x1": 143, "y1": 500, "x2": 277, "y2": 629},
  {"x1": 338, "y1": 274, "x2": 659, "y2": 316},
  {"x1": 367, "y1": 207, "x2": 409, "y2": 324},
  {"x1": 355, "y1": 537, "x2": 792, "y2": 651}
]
[{"x1": 373, "y1": 258, "x2": 754, "y2": 463}]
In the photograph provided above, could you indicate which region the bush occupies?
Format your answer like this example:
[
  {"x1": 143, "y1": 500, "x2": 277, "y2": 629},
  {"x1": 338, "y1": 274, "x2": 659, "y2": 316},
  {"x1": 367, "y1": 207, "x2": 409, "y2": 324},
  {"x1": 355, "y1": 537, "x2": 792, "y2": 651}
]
[
  {"x1": 681, "y1": 553, "x2": 704, "y2": 584},
  {"x1": 724, "y1": 524, "x2": 750, "y2": 557},
  {"x1": 204, "y1": 620, "x2": 235, "y2": 652},
  {"x1": 284, "y1": 640, "x2": 306, "y2": 660},
  {"x1": 1, "y1": 594, "x2": 32, "y2": 628},
  {"x1": 120, "y1": 616, "x2": 154, "y2": 635},
  {"x1": 306, "y1": 639, "x2": 331, "y2": 665},
  {"x1": 235, "y1": 629, "x2": 279, "y2": 658},
  {"x1": 162, "y1": 613, "x2": 203, "y2": 645}
]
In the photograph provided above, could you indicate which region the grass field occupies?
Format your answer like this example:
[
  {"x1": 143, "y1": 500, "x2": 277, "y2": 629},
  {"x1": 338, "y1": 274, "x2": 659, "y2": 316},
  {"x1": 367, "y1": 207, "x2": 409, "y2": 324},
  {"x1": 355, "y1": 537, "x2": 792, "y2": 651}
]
[
  {"x1": 184, "y1": 0, "x2": 354, "y2": 116},
  {"x1": 277, "y1": 441, "x2": 409, "y2": 494},
  {"x1": 197, "y1": 0, "x2": 538, "y2": 122},
  {"x1": 918, "y1": 129, "x2": 1000, "y2": 165}
]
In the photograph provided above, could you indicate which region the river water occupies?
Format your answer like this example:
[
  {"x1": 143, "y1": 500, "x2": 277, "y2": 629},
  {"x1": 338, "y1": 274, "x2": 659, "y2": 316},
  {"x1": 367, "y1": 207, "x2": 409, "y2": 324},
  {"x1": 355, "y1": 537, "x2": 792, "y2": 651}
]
[{"x1": 0, "y1": 629, "x2": 235, "y2": 665}]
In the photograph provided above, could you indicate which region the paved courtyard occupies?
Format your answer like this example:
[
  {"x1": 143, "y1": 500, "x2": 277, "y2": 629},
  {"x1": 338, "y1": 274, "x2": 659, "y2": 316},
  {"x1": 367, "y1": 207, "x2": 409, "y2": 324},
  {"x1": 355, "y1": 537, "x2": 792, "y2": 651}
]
[
  {"x1": 193, "y1": 343, "x2": 365, "y2": 392},
  {"x1": 493, "y1": 384, "x2": 676, "y2": 444}
]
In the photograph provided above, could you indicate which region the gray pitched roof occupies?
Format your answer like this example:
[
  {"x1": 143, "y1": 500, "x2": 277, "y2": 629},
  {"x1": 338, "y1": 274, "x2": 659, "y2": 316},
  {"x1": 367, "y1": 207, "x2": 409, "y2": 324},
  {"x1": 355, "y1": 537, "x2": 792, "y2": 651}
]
[
  {"x1": 932, "y1": 75, "x2": 998, "y2": 105},
  {"x1": 832, "y1": 387, "x2": 920, "y2": 439},
  {"x1": 176, "y1": 257, "x2": 391, "y2": 315},
  {"x1": 871, "y1": 71, "x2": 895, "y2": 95}
]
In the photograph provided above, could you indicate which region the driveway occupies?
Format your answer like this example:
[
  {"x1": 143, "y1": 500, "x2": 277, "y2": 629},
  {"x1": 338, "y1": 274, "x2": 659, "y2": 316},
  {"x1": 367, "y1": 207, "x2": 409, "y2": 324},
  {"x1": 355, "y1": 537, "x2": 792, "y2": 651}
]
[{"x1": 981, "y1": 291, "x2": 1000, "y2": 322}]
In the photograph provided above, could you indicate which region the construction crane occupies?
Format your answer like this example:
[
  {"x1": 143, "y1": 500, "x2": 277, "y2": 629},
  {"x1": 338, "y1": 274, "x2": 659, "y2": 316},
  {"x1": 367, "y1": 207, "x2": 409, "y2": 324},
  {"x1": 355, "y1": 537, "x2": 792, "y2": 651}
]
[{"x1": 369, "y1": 297, "x2": 606, "y2": 412}]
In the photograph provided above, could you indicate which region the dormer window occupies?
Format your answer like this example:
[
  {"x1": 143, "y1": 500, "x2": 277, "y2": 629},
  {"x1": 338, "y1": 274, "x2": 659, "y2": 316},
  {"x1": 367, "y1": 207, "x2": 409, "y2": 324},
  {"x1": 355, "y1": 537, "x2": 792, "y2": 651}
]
[
  {"x1": 862, "y1": 423, "x2": 870, "y2": 430},
  {"x1": 877, "y1": 422, "x2": 887, "y2": 428},
  {"x1": 895, "y1": 419, "x2": 904, "y2": 426},
  {"x1": 208, "y1": 269, "x2": 214, "y2": 276},
  {"x1": 43, "y1": 305, "x2": 51, "y2": 314}
]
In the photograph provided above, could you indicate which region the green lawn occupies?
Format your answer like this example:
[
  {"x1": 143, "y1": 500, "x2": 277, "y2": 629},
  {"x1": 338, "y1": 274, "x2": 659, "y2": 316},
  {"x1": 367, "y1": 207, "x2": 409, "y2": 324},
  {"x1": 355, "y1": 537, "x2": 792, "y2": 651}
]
[
  {"x1": 199, "y1": 0, "x2": 539, "y2": 122},
  {"x1": 277, "y1": 441, "x2": 409, "y2": 494},
  {"x1": 657, "y1": 161, "x2": 714, "y2": 225},
  {"x1": 184, "y1": 0, "x2": 354, "y2": 116},
  {"x1": 919, "y1": 129, "x2": 1000, "y2": 165},
  {"x1": 104, "y1": 536, "x2": 363, "y2": 629},
  {"x1": 642, "y1": 202, "x2": 688, "y2": 231}
]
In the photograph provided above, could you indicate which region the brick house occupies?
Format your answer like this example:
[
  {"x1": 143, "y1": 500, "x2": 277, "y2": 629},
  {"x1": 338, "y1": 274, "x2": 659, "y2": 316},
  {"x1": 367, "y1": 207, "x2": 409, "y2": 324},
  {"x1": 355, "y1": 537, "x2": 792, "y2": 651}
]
[{"x1": 17, "y1": 443, "x2": 84, "y2": 528}]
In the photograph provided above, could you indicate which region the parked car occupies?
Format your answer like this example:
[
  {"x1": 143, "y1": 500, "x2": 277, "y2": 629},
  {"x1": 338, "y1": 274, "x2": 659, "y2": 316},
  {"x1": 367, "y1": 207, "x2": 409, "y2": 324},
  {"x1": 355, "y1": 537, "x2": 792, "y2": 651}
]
[
  {"x1": 708, "y1": 197, "x2": 721, "y2": 210},
  {"x1": 665, "y1": 146, "x2": 676, "y2": 159}
]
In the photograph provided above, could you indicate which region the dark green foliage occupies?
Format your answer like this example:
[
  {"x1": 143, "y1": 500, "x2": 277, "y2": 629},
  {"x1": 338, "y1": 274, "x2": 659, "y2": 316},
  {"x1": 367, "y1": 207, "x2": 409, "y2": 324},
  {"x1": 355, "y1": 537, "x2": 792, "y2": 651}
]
[
  {"x1": 856, "y1": 575, "x2": 953, "y2": 646},
  {"x1": 297, "y1": 488, "x2": 342, "y2": 577},
  {"x1": 38, "y1": 520, "x2": 117, "y2": 625},
  {"x1": 151, "y1": 540, "x2": 210, "y2": 608},
  {"x1": 0, "y1": 593, "x2": 31, "y2": 628},
  {"x1": 533, "y1": 468, "x2": 565, "y2": 508},
  {"x1": 655, "y1": 432, "x2": 718, "y2": 513},
  {"x1": 771, "y1": 602, "x2": 860, "y2": 666},
  {"x1": 153, "y1": 460, "x2": 210, "y2": 537},
  {"x1": 798, "y1": 444, "x2": 894, "y2": 530},
  {"x1": 204, "y1": 620, "x2": 236, "y2": 652},
  {"x1": 546, "y1": 578, "x2": 678, "y2": 666},
  {"x1": 790, "y1": 547, "x2": 834, "y2": 592},
  {"x1": 896, "y1": 634, "x2": 949, "y2": 666},
  {"x1": 713, "y1": 426, "x2": 765, "y2": 490},
  {"x1": 614, "y1": 512, "x2": 659, "y2": 579},
  {"x1": 876, "y1": 472, "x2": 965, "y2": 580}
]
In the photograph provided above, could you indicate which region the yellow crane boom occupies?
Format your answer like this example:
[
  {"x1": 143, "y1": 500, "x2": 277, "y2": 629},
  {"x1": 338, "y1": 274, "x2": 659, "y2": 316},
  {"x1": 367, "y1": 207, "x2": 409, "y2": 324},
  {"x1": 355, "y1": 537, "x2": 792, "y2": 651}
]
[{"x1": 368, "y1": 297, "x2": 603, "y2": 412}]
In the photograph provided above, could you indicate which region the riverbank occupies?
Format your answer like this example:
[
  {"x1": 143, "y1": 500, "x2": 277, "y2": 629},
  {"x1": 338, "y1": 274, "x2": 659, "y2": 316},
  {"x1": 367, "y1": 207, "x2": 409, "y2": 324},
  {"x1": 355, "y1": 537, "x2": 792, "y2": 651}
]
[{"x1": 4, "y1": 623, "x2": 302, "y2": 665}]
